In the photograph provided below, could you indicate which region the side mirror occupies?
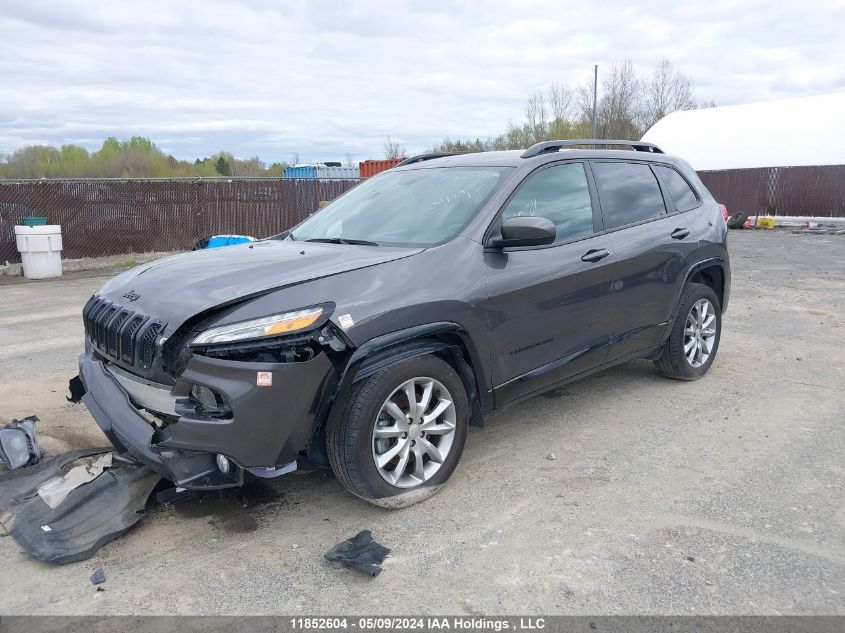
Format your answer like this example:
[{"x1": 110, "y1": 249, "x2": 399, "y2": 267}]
[{"x1": 488, "y1": 216, "x2": 556, "y2": 248}]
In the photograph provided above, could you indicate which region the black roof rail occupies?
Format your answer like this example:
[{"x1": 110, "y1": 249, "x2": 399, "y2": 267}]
[
  {"x1": 521, "y1": 139, "x2": 663, "y2": 159},
  {"x1": 395, "y1": 152, "x2": 464, "y2": 167}
]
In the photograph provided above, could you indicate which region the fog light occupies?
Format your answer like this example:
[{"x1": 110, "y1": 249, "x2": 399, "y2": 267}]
[
  {"x1": 216, "y1": 454, "x2": 231, "y2": 474},
  {"x1": 191, "y1": 384, "x2": 219, "y2": 410}
]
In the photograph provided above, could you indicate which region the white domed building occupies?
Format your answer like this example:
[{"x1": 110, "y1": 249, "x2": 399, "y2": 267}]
[{"x1": 642, "y1": 93, "x2": 845, "y2": 218}]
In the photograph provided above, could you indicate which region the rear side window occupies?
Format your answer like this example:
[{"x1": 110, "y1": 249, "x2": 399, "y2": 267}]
[
  {"x1": 654, "y1": 165, "x2": 699, "y2": 211},
  {"x1": 592, "y1": 162, "x2": 667, "y2": 229},
  {"x1": 501, "y1": 162, "x2": 594, "y2": 243}
]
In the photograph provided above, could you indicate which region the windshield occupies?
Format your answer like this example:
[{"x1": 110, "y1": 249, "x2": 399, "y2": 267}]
[{"x1": 289, "y1": 166, "x2": 510, "y2": 246}]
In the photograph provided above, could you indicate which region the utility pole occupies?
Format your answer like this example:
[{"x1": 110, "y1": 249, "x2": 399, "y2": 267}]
[{"x1": 591, "y1": 64, "x2": 598, "y2": 139}]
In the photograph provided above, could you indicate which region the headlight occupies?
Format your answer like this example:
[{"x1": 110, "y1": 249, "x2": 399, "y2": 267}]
[{"x1": 191, "y1": 307, "x2": 324, "y2": 346}]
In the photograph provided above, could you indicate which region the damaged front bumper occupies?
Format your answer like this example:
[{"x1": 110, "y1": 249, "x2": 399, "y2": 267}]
[{"x1": 76, "y1": 344, "x2": 336, "y2": 489}]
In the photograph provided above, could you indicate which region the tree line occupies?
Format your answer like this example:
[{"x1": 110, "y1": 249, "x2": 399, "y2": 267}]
[
  {"x1": 0, "y1": 137, "x2": 287, "y2": 179},
  {"x1": 431, "y1": 58, "x2": 711, "y2": 153}
]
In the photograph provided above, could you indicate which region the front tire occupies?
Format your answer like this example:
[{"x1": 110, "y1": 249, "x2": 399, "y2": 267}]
[
  {"x1": 326, "y1": 355, "x2": 469, "y2": 508},
  {"x1": 655, "y1": 282, "x2": 722, "y2": 380}
]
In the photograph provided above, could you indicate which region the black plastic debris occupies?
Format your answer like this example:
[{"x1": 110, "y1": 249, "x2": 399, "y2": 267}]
[
  {"x1": 0, "y1": 447, "x2": 160, "y2": 564},
  {"x1": 325, "y1": 530, "x2": 390, "y2": 576},
  {"x1": 155, "y1": 486, "x2": 198, "y2": 506},
  {"x1": 67, "y1": 375, "x2": 86, "y2": 403},
  {"x1": 0, "y1": 447, "x2": 109, "y2": 510},
  {"x1": 90, "y1": 568, "x2": 106, "y2": 585},
  {"x1": 0, "y1": 416, "x2": 42, "y2": 470}
]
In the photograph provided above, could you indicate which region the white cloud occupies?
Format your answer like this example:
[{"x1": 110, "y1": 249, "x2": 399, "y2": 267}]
[{"x1": 1, "y1": 0, "x2": 843, "y2": 163}]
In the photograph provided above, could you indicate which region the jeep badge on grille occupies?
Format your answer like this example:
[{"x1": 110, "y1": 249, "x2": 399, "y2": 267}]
[{"x1": 122, "y1": 290, "x2": 141, "y2": 302}]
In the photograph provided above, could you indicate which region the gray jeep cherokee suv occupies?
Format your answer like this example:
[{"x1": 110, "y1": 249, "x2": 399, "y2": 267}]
[{"x1": 74, "y1": 140, "x2": 730, "y2": 507}]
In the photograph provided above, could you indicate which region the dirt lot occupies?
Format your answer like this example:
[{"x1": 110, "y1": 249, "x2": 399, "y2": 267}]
[{"x1": 0, "y1": 231, "x2": 843, "y2": 615}]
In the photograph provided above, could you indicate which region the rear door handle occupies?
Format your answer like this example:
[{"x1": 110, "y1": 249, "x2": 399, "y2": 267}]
[
  {"x1": 671, "y1": 228, "x2": 691, "y2": 240},
  {"x1": 581, "y1": 248, "x2": 610, "y2": 263}
]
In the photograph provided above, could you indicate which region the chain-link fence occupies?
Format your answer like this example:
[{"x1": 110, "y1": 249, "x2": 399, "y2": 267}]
[
  {"x1": 699, "y1": 165, "x2": 845, "y2": 218},
  {"x1": 0, "y1": 178, "x2": 359, "y2": 263},
  {"x1": 2, "y1": 167, "x2": 842, "y2": 263}
]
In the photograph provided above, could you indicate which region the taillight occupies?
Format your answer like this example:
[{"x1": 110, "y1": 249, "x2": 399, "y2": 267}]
[{"x1": 718, "y1": 204, "x2": 728, "y2": 220}]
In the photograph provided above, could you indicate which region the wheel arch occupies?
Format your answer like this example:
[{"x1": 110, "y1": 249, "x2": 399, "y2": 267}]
[
  {"x1": 688, "y1": 262, "x2": 726, "y2": 311},
  {"x1": 657, "y1": 257, "x2": 728, "y2": 348},
  {"x1": 306, "y1": 322, "x2": 487, "y2": 466}
]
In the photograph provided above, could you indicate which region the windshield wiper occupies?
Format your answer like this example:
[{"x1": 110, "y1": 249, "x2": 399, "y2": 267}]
[{"x1": 304, "y1": 237, "x2": 379, "y2": 246}]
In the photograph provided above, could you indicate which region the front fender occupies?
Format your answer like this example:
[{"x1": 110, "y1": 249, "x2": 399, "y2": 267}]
[{"x1": 306, "y1": 322, "x2": 487, "y2": 465}]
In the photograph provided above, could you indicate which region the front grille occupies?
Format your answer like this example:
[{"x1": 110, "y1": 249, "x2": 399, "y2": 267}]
[
  {"x1": 139, "y1": 321, "x2": 163, "y2": 369},
  {"x1": 83, "y1": 295, "x2": 166, "y2": 372},
  {"x1": 120, "y1": 315, "x2": 147, "y2": 364}
]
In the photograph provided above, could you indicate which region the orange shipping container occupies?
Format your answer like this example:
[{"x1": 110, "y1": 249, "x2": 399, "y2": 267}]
[{"x1": 359, "y1": 158, "x2": 403, "y2": 179}]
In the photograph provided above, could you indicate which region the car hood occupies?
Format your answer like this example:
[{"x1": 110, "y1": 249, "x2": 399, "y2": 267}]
[{"x1": 96, "y1": 239, "x2": 422, "y2": 329}]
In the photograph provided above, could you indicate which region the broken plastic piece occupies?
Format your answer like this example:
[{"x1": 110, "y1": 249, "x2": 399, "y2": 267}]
[
  {"x1": 67, "y1": 375, "x2": 86, "y2": 403},
  {"x1": 324, "y1": 529, "x2": 390, "y2": 576},
  {"x1": 0, "y1": 416, "x2": 42, "y2": 470},
  {"x1": 37, "y1": 453, "x2": 113, "y2": 509},
  {"x1": 0, "y1": 447, "x2": 111, "y2": 515},
  {"x1": 155, "y1": 486, "x2": 197, "y2": 506},
  {"x1": 0, "y1": 447, "x2": 159, "y2": 564},
  {"x1": 246, "y1": 461, "x2": 297, "y2": 479}
]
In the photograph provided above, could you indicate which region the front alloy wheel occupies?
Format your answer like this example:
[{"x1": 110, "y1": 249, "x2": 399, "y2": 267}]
[
  {"x1": 372, "y1": 377, "x2": 457, "y2": 488},
  {"x1": 326, "y1": 354, "x2": 469, "y2": 507}
]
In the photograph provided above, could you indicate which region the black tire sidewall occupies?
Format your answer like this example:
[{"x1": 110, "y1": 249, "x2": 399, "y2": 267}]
[
  {"x1": 341, "y1": 355, "x2": 469, "y2": 501},
  {"x1": 727, "y1": 212, "x2": 748, "y2": 229},
  {"x1": 667, "y1": 283, "x2": 722, "y2": 379}
]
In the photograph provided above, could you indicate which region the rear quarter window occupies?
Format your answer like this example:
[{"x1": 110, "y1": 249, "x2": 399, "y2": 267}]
[
  {"x1": 591, "y1": 162, "x2": 667, "y2": 230},
  {"x1": 653, "y1": 165, "x2": 700, "y2": 212}
]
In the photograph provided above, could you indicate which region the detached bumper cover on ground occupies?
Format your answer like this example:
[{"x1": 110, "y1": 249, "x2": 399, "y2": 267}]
[
  {"x1": 0, "y1": 448, "x2": 159, "y2": 564},
  {"x1": 77, "y1": 345, "x2": 335, "y2": 489}
]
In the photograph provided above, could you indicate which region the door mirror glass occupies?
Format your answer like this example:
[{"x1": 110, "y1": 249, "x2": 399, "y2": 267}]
[{"x1": 489, "y1": 216, "x2": 556, "y2": 248}]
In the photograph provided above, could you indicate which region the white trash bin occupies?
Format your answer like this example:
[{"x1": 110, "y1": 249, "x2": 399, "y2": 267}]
[{"x1": 14, "y1": 225, "x2": 63, "y2": 279}]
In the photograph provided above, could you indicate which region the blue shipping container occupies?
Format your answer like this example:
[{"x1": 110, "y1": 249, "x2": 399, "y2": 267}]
[{"x1": 283, "y1": 165, "x2": 317, "y2": 179}]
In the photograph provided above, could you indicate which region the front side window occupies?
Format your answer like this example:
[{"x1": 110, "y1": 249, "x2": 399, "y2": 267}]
[
  {"x1": 592, "y1": 162, "x2": 667, "y2": 229},
  {"x1": 501, "y1": 162, "x2": 594, "y2": 243},
  {"x1": 654, "y1": 165, "x2": 700, "y2": 211},
  {"x1": 290, "y1": 167, "x2": 509, "y2": 247}
]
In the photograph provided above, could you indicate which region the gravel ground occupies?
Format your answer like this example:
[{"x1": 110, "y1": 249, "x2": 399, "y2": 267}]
[{"x1": 0, "y1": 230, "x2": 842, "y2": 615}]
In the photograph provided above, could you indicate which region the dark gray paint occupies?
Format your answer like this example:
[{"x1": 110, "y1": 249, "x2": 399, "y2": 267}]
[{"x1": 77, "y1": 147, "x2": 731, "y2": 488}]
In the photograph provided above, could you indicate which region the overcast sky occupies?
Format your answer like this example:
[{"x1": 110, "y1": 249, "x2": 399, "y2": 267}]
[{"x1": 1, "y1": 0, "x2": 843, "y2": 163}]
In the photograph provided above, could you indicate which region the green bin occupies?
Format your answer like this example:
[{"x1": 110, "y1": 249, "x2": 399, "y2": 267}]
[{"x1": 22, "y1": 216, "x2": 48, "y2": 227}]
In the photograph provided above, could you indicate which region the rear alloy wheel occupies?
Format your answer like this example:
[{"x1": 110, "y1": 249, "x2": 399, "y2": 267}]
[
  {"x1": 683, "y1": 298, "x2": 717, "y2": 368},
  {"x1": 326, "y1": 355, "x2": 468, "y2": 508},
  {"x1": 655, "y1": 282, "x2": 722, "y2": 380}
]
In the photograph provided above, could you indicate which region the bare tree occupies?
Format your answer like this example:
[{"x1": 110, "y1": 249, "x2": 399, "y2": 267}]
[
  {"x1": 383, "y1": 134, "x2": 406, "y2": 159},
  {"x1": 344, "y1": 152, "x2": 355, "y2": 167},
  {"x1": 492, "y1": 119, "x2": 531, "y2": 150},
  {"x1": 597, "y1": 60, "x2": 642, "y2": 139},
  {"x1": 641, "y1": 58, "x2": 697, "y2": 131},
  {"x1": 573, "y1": 78, "x2": 597, "y2": 134},
  {"x1": 290, "y1": 152, "x2": 300, "y2": 166},
  {"x1": 547, "y1": 83, "x2": 573, "y2": 124},
  {"x1": 524, "y1": 90, "x2": 548, "y2": 143},
  {"x1": 546, "y1": 82, "x2": 576, "y2": 138}
]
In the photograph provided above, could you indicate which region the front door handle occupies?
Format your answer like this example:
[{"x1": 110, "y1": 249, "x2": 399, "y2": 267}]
[
  {"x1": 671, "y1": 228, "x2": 691, "y2": 240},
  {"x1": 581, "y1": 248, "x2": 609, "y2": 263}
]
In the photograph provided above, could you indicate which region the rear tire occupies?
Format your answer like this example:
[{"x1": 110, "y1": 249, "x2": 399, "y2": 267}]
[
  {"x1": 655, "y1": 282, "x2": 722, "y2": 380},
  {"x1": 326, "y1": 355, "x2": 469, "y2": 508}
]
